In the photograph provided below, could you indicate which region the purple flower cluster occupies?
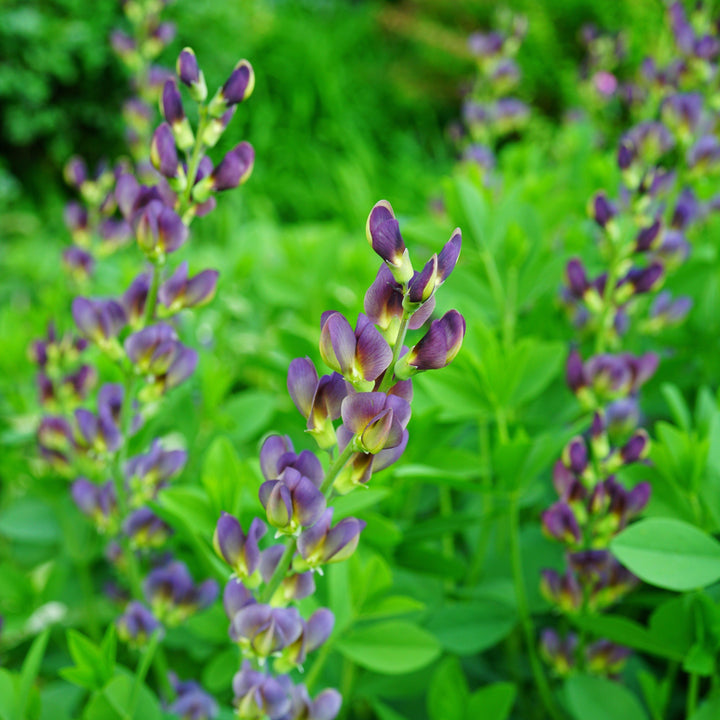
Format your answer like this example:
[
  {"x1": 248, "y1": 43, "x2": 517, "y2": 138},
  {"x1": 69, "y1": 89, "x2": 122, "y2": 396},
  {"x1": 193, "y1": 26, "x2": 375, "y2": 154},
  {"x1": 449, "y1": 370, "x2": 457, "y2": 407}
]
[
  {"x1": 542, "y1": 2, "x2": 719, "y2": 681},
  {"x1": 458, "y1": 13, "x2": 529, "y2": 176},
  {"x1": 31, "y1": 36, "x2": 260, "y2": 714},
  {"x1": 212, "y1": 201, "x2": 465, "y2": 718}
]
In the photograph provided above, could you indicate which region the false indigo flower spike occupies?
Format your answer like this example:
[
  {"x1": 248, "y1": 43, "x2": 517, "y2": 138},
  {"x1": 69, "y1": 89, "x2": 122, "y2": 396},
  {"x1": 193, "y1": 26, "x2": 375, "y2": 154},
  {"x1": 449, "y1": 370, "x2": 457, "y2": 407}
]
[
  {"x1": 209, "y1": 60, "x2": 255, "y2": 118},
  {"x1": 232, "y1": 662, "x2": 290, "y2": 720},
  {"x1": 319, "y1": 312, "x2": 392, "y2": 389},
  {"x1": 296, "y1": 508, "x2": 366, "y2": 571},
  {"x1": 365, "y1": 200, "x2": 414, "y2": 284},
  {"x1": 177, "y1": 47, "x2": 207, "y2": 102},
  {"x1": 395, "y1": 309, "x2": 466, "y2": 379},
  {"x1": 213, "y1": 514, "x2": 266, "y2": 580},
  {"x1": 135, "y1": 199, "x2": 189, "y2": 259},
  {"x1": 116, "y1": 601, "x2": 161, "y2": 647},
  {"x1": 258, "y1": 468, "x2": 327, "y2": 534},
  {"x1": 162, "y1": 79, "x2": 194, "y2": 150},
  {"x1": 159, "y1": 261, "x2": 219, "y2": 312},
  {"x1": 150, "y1": 122, "x2": 181, "y2": 180}
]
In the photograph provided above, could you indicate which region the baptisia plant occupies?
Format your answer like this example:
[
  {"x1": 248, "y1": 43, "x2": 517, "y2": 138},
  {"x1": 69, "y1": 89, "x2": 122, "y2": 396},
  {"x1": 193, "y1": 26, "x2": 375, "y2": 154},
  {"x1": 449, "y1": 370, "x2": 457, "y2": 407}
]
[
  {"x1": 541, "y1": 10, "x2": 710, "y2": 682},
  {"x1": 213, "y1": 200, "x2": 465, "y2": 719},
  {"x1": 32, "y1": 45, "x2": 255, "y2": 715}
]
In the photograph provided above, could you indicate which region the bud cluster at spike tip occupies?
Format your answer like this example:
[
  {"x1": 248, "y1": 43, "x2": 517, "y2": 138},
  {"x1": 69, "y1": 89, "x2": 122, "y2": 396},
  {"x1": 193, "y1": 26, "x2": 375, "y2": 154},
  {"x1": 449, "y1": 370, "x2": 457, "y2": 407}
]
[
  {"x1": 210, "y1": 201, "x2": 464, "y2": 717},
  {"x1": 453, "y1": 12, "x2": 528, "y2": 179}
]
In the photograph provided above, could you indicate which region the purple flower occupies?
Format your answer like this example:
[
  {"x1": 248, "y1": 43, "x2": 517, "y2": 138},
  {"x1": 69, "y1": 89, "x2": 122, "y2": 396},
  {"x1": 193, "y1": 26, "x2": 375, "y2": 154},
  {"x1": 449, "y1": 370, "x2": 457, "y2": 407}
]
[
  {"x1": 338, "y1": 391, "x2": 410, "y2": 455},
  {"x1": 258, "y1": 467, "x2": 327, "y2": 534},
  {"x1": 117, "y1": 601, "x2": 161, "y2": 646},
  {"x1": 213, "y1": 514, "x2": 266, "y2": 578},
  {"x1": 259, "y1": 546, "x2": 315, "y2": 603},
  {"x1": 134, "y1": 200, "x2": 189, "y2": 258},
  {"x1": 150, "y1": 123, "x2": 180, "y2": 179},
  {"x1": 123, "y1": 507, "x2": 172, "y2": 549},
  {"x1": 232, "y1": 662, "x2": 289, "y2": 720},
  {"x1": 296, "y1": 508, "x2": 365, "y2": 570},
  {"x1": 144, "y1": 559, "x2": 218, "y2": 626},
  {"x1": 219, "y1": 60, "x2": 255, "y2": 106},
  {"x1": 230, "y1": 604, "x2": 303, "y2": 658},
  {"x1": 72, "y1": 297, "x2": 126, "y2": 346},
  {"x1": 396, "y1": 310, "x2": 466, "y2": 378},
  {"x1": 159, "y1": 262, "x2": 219, "y2": 312},
  {"x1": 365, "y1": 200, "x2": 413, "y2": 283},
  {"x1": 259, "y1": 435, "x2": 323, "y2": 486},
  {"x1": 72, "y1": 478, "x2": 117, "y2": 532},
  {"x1": 541, "y1": 502, "x2": 581, "y2": 547},
  {"x1": 319, "y1": 312, "x2": 392, "y2": 388},
  {"x1": 167, "y1": 675, "x2": 218, "y2": 720}
]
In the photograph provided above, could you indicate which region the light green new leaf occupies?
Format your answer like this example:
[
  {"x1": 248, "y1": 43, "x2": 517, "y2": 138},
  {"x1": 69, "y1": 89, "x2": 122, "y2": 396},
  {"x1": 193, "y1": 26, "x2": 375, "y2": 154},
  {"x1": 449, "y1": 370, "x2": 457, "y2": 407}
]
[
  {"x1": 611, "y1": 518, "x2": 720, "y2": 591},
  {"x1": 337, "y1": 621, "x2": 441, "y2": 674},
  {"x1": 466, "y1": 682, "x2": 517, "y2": 720},
  {"x1": 565, "y1": 675, "x2": 648, "y2": 720}
]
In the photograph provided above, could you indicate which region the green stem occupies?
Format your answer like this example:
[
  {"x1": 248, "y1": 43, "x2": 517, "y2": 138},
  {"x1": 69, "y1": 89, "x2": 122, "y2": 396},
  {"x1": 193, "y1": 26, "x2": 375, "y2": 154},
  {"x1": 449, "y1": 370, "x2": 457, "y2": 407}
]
[
  {"x1": 687, "y1": 671, "x2": 700, "y2": 719},
  {"x1": 508, "y1": 491, "x2": 565, "y2": 720},
  {"x1": 259, "y1": 539, "x2": 297, "y2": 604},
  {"x1": 466, "y1": 419, "x2": 493, "y2": 587},
  {"x1": 378, "y1": 313, "x2": 410, "y2": 394},
  {"x1": 304, "y1": 635, "x2": 335, "y2": 692},
  {"x1": 179, "y1": 107, "x2": 210, "y2": 215},
  {"x1": 143, "y1": 261, "x2": 162, "y2": 326},
  {"x1": 439, "y1": 485, "x2": 454, "y2": 591},
  {"x1": 129, "y1": 630, "x2": 162, "y2": 719},
  {"x1": 594, "y1": 233, "x2": 622, "y2": 355},
  {"x1": 320, "y1": 441, "x2": 358, "y2": 495}
]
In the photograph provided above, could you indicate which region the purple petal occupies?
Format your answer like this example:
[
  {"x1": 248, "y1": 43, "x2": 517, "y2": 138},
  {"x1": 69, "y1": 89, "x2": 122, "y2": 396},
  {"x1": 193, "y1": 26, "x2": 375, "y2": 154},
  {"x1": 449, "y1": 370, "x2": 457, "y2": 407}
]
[{"x1": 287, "y1": 357, "x2": 319, "y2": 418}]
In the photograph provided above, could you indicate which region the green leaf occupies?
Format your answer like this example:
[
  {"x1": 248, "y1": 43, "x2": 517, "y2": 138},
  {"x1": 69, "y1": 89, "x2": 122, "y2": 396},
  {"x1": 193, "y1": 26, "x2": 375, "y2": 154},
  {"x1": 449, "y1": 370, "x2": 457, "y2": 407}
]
[
  {"x1": 337, "y1": 621, "x2": 441, "y2": 674},
  {"x1": 427, "y1": 657, "x2": 468, "y2": 720},
  {"x1": 0, "y1": 499, "x2": 60, "y2": 545},
  {"x1": 426, "y1": 600, "x2": 516, "y2": 655},
  {"x1": 690, "y1": 691, "x2": 720, "y2": 720},
  {"x1": 569, "y1": 614, "x2": 685, "y2": 661},
  {"x1": 466, "y1": 682, "x2": 517, "y2": 720},
  {"x1": 611, "y1": 518, "x2": 720, "y2": 591},
  {"x1": 0, "y1": 669, "x2": 17, "y2": 720},
  {"x1": 84, "y1": 674, "x2": 162, "y2": 720},
  {"x1": 201, "y1": 436, "x2": 246, "y2": 517},
  {"x1": 564, "y1": 675, "x2": 648, "y2": 720},
  {"x1": 17, "y1": 629, "x2": 50, "y2": 720},
  {"x1": 661, "y1": 383, "x2": 692, "y2": 431}
]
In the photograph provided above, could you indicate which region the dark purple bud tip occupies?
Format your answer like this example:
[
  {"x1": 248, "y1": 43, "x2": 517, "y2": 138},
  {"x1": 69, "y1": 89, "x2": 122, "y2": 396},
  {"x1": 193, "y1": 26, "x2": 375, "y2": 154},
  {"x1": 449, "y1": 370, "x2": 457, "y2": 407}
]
[
  {"x1": 220, "y1": 60, "x2": 255, "y2": 106},
  {"x1": 177, "y1": 47, "x2": 200, "y2": 86},
  {"x1": 150, "y1": 123, "x2": 180, "y2": 179},
  {"x1": 162, "y1": 79, "x2": 185, "y2": 125},
  {"x1": 566, "y1": 258, "x2": 588, "y2": 297},
  {"x1": 590, "y1": 192, "x2": 617, "y2": 228},
  {"x1": 211, "y1": 142, "x2": 255, "y2": 190},
  {"x1": 400, "y1": 309, "x2": 465, "y2": 377},
  {"x1": 365, "y1": 200, "x2": 412, "y2": 282}
]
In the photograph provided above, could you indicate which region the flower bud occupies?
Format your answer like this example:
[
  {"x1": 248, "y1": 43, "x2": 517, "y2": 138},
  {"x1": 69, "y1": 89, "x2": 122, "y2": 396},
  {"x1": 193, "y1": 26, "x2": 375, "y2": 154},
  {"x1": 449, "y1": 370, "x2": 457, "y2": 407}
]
[
  {"x1": 116, "y1": 601, "x2": 161, "y2": 647},
  {"x1": 213, "y1": 514, "x2": 266, "y2": 579},
  {"x1": 296, "y1": 508, "x2": 365, "y2": 570},
  {"x1": 176, "y1": 47, "x2": 207, "y2": 102},
  {"x1": 150, "y1": 122, "x2": 181, "y2": 179},
  {"x1": 161, "y1": 79, "x2": 194, "y2": 150},
  {"x1": 208, "y1": 60, "x2": 255, "y2": 117},
  {"x1": 395, "y1": 310, "x2": 465, "y2": 378},
  {"x1": 365, "y1": 200, "x2": 413, "y2": 284}
]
